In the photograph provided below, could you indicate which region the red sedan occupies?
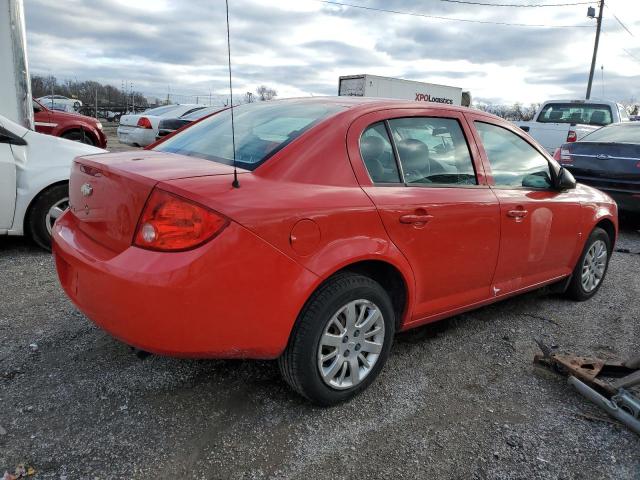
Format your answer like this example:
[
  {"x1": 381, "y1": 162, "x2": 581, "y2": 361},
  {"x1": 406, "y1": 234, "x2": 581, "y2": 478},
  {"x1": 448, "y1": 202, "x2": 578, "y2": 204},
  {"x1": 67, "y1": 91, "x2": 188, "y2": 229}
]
[
  {"x1": 33, "y1": 99, "x2": 107, "y2": 148},
  {"x1": 52, "y1": 98, "x2": 617, "y2": 405}
]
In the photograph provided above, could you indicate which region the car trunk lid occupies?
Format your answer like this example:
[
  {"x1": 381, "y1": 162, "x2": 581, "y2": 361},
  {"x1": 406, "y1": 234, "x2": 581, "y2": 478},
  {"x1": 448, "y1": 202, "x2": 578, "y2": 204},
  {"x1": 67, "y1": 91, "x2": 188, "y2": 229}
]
[
  {"x1": 69, "y1": 151, "x2": 241, "y2": 253},
  {"x1": 564, "y1": 142, "x2": 640, "y2": 196},
  {"x1": 565, "y1": 142, "x2": 640, "y2": 180}
]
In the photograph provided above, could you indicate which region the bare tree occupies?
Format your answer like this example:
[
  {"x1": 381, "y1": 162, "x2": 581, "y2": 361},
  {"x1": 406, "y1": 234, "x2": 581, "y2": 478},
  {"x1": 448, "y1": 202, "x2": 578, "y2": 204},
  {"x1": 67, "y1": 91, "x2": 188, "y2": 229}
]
[
  {"x1": 244, "y1": 92, "x2": 255, "y2": 103},
  {"x1": 256, "y1": 85, "x2": 277, "y2": 101}
]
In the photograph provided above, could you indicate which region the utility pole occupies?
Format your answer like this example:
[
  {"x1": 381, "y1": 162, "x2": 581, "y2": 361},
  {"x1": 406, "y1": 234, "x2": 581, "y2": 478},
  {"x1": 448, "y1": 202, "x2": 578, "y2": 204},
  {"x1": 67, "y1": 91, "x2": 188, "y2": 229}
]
[{"x1": 586, "y1": 0, "x2": 604, "y2": 99}]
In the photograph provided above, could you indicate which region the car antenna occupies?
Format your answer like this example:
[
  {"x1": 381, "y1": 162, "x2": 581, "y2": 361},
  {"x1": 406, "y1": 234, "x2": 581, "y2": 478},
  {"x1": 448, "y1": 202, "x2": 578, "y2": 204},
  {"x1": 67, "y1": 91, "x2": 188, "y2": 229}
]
[{"x1": 225, "y1": 0, "x2": 240, "y2": 188}]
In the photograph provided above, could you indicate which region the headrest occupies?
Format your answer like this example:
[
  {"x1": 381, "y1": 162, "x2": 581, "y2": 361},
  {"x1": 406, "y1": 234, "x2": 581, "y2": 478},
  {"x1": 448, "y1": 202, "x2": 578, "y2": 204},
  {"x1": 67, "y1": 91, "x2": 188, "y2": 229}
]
[
  {"x1": 591, "y1": 111, "x2": 606, "y2": 124},
  {"x1": 360, "y1": 136, "x2": 385, "y2": 162},
  {"x1": 549, "y1": 110, "x2": 563, "y2": 121},
  {"x1": 396, "y1": 139, "x2": 429, "y2": 170}
]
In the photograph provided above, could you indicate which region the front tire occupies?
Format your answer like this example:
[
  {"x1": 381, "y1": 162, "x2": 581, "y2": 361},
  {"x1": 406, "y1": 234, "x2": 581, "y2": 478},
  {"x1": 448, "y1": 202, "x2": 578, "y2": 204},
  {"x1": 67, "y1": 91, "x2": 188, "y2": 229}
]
[
  {"x1": 27, "y1": 184, "x2": 69, "y2": 251},
  {"x1": 565, "y1": 227, "x2": 611, "y2": 301},
  {"x1": 278, "y1": 273, "x2": 395, "y2": 406}
]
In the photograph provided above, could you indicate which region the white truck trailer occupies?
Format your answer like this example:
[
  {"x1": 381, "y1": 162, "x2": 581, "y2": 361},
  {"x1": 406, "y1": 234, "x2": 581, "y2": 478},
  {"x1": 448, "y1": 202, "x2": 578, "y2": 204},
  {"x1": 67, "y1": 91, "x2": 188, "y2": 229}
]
[
  {"x1": 338, "y1": 74, "x2": 471, "y2": 107},
  {"x1": 0, "y1": 0, "x2": 33, "y2": 129}
]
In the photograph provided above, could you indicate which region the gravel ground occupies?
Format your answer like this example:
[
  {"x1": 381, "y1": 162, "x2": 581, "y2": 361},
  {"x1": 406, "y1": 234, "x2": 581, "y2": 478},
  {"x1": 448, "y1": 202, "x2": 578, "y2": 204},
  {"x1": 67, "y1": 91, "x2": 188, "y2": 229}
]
[{"x1": 1, "y1": 223, "x2": 639, "y2": 479}]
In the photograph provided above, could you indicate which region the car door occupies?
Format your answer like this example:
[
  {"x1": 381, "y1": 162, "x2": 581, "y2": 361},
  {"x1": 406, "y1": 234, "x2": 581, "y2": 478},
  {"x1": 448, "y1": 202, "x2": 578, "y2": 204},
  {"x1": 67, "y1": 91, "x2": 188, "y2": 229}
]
[
  {"x1": 347, "y1": 109, "x2": 501, "y2": 323},
  {"x1": 33, "y1": 100, "x2": 54, "y2": 135},
  {"x1": 0, "y1": 122, "x2": 18, "y2": 229},
  {"x1": 466, "y1": 113, "x2": 582, "y2": 295}
]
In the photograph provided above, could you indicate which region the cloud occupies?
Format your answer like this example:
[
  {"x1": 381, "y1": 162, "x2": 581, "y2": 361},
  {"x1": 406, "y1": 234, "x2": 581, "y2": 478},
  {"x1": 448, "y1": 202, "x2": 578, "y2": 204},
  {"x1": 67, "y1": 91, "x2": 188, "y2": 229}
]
[{"x1": 22, "y1": 0, "x2": 640, "y2": 104}]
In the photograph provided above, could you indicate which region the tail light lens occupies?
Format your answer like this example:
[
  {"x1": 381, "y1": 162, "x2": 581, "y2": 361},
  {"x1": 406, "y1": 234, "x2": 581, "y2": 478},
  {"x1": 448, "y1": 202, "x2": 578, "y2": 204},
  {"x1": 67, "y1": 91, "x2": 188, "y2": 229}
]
[
  {"x1": 566, "y1": 130, "x2": 577, "y2": 142},
  {"x1": 556, "y1": 145, "x2": 573, "y2": 164},
  {"x1": 137, "y1": 117, "x2": 152, "y2": 129},
  {"x1": 134, "y1": 189, "x2": 228, "y2": 251}
]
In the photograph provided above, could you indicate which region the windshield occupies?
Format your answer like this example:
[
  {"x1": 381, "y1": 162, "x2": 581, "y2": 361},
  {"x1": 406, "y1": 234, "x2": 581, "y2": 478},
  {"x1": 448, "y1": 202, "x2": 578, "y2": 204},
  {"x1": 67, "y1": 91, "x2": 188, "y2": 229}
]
[
  {"x1": 153, "y1": 101, "x2": 344, "y2": 170},
  {"x1": 180, "y1": 106, "x2": 220, "y2": 121},
  {"x1": 537, "y1": 103, "x2": 613, "y2": 126},
  {"x1": 143, "y1": 105, "x2": 179, "y2": 116},
  {"x1": 580, "y1": 123, "x2": 640, "y2": 144}
]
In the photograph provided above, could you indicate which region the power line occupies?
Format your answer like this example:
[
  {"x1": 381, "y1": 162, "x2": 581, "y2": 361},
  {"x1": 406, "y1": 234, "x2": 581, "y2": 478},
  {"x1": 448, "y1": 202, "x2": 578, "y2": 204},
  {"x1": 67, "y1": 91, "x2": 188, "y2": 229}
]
[
  {"x1": 605, "y1": 4, "x2": 635, "y2": 37},
  {"x1": 601, "y1": 29, "x2": 640, "y2": 65},
  {"x1": 317, "y1": 0, "x2": 592, "y2": 27},
  {"x1": 438, "y1": 0, "x2": 593, "y2": 7}
]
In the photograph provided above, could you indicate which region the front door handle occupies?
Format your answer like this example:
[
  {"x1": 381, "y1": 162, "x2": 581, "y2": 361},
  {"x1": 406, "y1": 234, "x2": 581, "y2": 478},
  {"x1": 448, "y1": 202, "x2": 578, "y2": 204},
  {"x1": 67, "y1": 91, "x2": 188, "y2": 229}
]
[
  {"x1": 507, "y1": 209, "x2": 528, "y2": 219},
  {"x1": 399, "y1": 214, "x2": 433, "y2": 225}
]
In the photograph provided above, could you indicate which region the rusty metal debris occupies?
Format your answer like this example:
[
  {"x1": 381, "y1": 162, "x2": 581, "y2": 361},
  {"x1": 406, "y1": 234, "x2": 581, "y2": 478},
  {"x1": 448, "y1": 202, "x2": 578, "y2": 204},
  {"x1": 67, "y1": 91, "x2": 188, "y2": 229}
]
[{"x1": 534, "y1": 339, "x2": 640, "y2": 436}]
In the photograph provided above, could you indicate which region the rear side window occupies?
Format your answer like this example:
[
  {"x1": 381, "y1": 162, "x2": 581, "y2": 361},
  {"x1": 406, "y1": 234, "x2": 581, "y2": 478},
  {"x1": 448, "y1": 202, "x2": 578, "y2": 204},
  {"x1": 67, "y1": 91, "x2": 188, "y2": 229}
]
[
  {"x1": 536, "y1": 103, "x2": 612, "y2": 126},
  {"x1": 388, "y1": 117, "x2": 477, "y2": 185},
  {"x1": 360, "y1": 123, "x2": 401, "y2": 183},
  {"x1": 475, "y1": 121, "x2": 552, "y2": 189}
]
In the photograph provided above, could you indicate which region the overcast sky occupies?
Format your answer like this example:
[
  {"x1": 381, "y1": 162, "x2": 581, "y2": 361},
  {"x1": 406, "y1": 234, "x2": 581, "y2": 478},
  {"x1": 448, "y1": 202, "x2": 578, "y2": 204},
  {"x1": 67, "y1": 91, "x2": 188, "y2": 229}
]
[{"x1": 23, "y1": 0, "x2": 640, "y2": 105}]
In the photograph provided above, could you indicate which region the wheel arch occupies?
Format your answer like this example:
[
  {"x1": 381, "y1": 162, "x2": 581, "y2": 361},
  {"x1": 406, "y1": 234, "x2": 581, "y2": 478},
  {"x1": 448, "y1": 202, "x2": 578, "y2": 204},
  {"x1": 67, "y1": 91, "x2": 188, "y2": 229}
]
[
  {"x1": 339, "y1": 259, "x2": 409, "y2": 329},
  {"x1": 58, "y1": 126, "x2": 99, "y2": 145},
  {"x1": 595, "y1": 217, "x2": 616, "y2": 251},
  {"x1": 306, "y1": 258, "x2": 412, "y2": 331}
]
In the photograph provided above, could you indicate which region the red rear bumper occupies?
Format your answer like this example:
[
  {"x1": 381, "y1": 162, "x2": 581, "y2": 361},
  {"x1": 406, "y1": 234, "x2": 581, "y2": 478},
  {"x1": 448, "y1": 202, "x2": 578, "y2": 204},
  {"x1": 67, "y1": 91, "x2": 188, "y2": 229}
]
[{"x1": 52, "y1": 211, "x2": 317, "y2": 358}]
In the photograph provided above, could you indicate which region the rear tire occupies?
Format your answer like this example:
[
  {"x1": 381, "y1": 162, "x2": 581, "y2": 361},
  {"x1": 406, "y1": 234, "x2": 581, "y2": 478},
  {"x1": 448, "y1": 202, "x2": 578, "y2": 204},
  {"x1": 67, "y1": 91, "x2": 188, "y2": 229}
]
[
  {"x1": 278, "y1": 273, "x2": 395, "y2": 406},
  {"x1": 565, "y1": 227, "x2": 611, "y2": 301},
  {"x1": 27, "y1": 184, "x2": 69, "y2": 251},
  {"x1": 62, "y1": 130, "x2": 94, "y2": 146}
]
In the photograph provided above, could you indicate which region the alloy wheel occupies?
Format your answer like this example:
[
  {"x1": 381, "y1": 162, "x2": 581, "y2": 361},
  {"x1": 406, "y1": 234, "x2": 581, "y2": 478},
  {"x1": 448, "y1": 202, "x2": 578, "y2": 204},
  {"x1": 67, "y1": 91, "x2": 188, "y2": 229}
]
[
  {"x1": 317, "y1": 299, "x2": 385, "y2": 390},
  {"x1": 46, "y1": 196, "x2": 69, "y2": 235},
  {"x1": 581, "y1": 239, "x2": 607, "y2": 292}
]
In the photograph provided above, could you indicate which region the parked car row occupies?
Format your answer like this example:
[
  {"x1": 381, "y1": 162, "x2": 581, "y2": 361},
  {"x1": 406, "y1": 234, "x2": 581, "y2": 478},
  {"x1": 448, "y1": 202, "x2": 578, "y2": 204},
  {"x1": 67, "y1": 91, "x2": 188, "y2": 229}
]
[{"x1": 116, "y1": 104, "x2": 207, "y2": 147}]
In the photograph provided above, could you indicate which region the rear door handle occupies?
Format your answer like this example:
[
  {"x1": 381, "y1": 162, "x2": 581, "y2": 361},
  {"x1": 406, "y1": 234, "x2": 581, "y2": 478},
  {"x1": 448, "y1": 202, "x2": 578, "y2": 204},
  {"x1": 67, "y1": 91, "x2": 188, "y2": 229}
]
[
  {"x1": 507, "y1": 209, "x2": 528, "y2": 218},
  {"x1": 399, "y1": 214, "x2": 433, "y2": 224}
]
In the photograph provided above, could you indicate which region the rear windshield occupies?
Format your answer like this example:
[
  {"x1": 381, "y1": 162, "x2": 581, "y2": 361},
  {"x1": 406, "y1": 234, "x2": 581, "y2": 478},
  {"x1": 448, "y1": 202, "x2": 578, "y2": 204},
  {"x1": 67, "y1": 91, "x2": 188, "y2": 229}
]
[
  {"x1": 537, "y1": 103, "x2": 613, "y2": 126},
  {"x1": 153, "y1": 102, "x2": 344, "y2": 170},
  {"x1": 580, "y1": 123, "x2": 640, "y2": 144}
]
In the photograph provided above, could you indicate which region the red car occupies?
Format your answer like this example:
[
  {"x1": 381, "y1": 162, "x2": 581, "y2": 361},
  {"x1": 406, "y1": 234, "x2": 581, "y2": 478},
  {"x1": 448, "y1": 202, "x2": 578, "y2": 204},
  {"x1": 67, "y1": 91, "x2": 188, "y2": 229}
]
[
  {"x1": 52, "y1": 98, "x2": 617, "y2": 405},
  {"x1": 33, "y1": 99, "x2": 107, "y2": 148}
]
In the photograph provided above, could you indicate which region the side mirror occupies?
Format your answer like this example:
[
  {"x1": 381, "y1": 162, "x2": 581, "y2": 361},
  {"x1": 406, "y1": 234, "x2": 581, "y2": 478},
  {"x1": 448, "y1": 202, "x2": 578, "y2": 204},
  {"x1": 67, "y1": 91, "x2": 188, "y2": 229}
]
[
  {"x1": 0, "y1": 126, "x2": 27, "y2": 146},
  {"x1": 555, "y1": 167, "x2": 576, "y2": 190}
]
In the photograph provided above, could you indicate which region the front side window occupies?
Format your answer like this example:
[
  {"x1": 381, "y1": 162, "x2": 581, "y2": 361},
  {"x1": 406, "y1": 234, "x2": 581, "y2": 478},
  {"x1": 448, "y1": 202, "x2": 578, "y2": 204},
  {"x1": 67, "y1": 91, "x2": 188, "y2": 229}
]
[
  {"x1": 475, "y1": 121, "x2": 552, "y2": 189},
  {"x1": 388, "y1": 117, "x2": 477, "y2": 185},
  {"x1": 536, "y1": 103, "x2": 613, "y2": 126},
  {"x1": 360, "y1": 123, "x2": 401, "y2": 183}
]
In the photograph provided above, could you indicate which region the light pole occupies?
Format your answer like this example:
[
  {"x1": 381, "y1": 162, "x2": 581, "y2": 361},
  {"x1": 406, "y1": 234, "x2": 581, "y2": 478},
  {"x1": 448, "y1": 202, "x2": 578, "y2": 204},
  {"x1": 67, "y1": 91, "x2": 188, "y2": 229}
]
[{"x1": 586, "y1": 1, "x2": 604, "y2": 100}]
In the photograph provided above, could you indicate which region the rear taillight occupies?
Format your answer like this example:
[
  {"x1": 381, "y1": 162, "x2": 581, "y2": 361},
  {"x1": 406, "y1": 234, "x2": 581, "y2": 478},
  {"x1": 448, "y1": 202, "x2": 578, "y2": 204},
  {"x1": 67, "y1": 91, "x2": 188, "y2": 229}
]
[
  {"x1": 134, "y1": 189, "x2": 228, "y2": 251},
  {"x1": 553, "y1": 148, "x2": 561, "y2": 161},
  {"x1": 557, "y1": 146, "x2": 573, "y2": 164},
  {"x1": 137, "y1": 117, "x2": 152, "y2": 129},
  {"x1": 566, "y1": 130, "x2": 577, "y2": 142}
]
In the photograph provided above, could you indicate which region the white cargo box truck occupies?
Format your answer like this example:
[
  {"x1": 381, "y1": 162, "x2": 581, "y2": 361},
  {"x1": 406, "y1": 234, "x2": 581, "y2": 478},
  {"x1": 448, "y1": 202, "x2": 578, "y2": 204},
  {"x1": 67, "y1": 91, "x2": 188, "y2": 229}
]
[{"x1": 338, "y1": 74, "x2": 470, "y2": 107}]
